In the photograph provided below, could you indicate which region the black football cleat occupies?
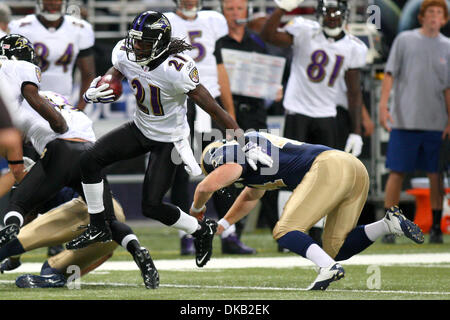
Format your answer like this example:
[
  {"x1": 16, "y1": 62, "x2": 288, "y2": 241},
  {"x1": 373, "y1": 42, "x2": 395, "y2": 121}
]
[
  {"x1": 194, "y1": 219, "x2": 217, "y2": 268},
  {"x1": 132, "y1": 247, "x2": 159, "y2": 289},
  {"x1": 66, "y1": 224, "x2": 112, "y2": 250},
  {"x1": 16, "y1": 273, "x2": 66, "y2": 288},
  {"x1": 0, "y1": 257, "x2": 21, "y2": 273},
  {"x1": 0, "y1": 224, "x2": 20, "y2": 247}
]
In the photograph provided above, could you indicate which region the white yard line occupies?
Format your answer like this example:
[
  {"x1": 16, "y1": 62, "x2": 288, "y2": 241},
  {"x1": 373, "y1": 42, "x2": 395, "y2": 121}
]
[{"x1": 4, "y1": 252, "x2": 450, "y2": 273}]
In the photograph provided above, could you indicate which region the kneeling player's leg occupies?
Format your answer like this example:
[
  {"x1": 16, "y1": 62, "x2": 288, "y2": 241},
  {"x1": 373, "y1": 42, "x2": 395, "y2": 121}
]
[
  {"x1": 39, "y1": 198, "x2": 125, "y2": 277},
  {"x1": 323, "y1": 154, "x2": 371, "y2": 260},
  {"x1": 273, "y1": 151, "x2": 349, "y2": 268}
]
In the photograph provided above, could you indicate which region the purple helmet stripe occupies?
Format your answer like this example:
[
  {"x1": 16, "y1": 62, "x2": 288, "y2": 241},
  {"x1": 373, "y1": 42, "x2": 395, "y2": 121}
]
[
  {"x1": 132, "y1": 11, "x2": 147, "y2": 30},
  {"x1": 137, "y1": 11, "x2": 152, "y2": 31}
]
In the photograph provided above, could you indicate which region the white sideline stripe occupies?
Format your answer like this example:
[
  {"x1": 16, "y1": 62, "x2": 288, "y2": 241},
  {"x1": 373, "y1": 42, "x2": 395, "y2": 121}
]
[
  {"x1": 0, "y1": 280, "x2": 448, "y2": 296},
  {"x1": 4, "y1": 252, "x2": 450, "y2": 273}
]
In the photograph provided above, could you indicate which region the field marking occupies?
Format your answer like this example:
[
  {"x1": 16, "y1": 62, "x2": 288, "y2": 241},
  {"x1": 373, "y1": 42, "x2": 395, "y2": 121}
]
[
  {"x1": 0, "y1": 280, "x2": 448, "y2": 296},
  {"x1": 5, "y1": 252, "x2": 450, "y2": 273}
]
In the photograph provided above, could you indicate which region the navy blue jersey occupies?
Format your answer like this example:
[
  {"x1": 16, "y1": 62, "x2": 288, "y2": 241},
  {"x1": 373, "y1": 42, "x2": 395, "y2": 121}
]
[{"x1": 205, "y1": 132, "x2": 332, "y2": 191}]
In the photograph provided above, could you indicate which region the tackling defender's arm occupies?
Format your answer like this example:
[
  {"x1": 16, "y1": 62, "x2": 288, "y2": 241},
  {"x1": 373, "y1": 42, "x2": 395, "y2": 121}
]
[
  {"x1": 217, "y1": 187, "x2": 266, "y2": 235},
  {"x1": 190, "y1": 163, "x2": 243, "y2": 219}
]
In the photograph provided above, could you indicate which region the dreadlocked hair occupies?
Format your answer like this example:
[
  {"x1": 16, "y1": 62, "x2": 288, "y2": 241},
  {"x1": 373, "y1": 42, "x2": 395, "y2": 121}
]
[{"x1": 167, "y1": 37, "x2": 194, "y2": 55}]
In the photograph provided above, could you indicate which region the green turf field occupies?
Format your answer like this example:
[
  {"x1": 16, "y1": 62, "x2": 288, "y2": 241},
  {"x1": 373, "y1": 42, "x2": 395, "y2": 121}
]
[{"x1": 0, "y1": 225, "x2": 449, "y2": 301}]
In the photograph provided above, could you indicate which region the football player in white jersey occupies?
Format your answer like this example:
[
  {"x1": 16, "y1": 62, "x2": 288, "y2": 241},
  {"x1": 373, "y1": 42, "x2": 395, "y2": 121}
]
[
  {"x1": 9, "y1": 0, "x2": 96, "y2": 110},
  {"x1": 0, "y1": 34, "x2": 68, "y2": 183},
  {"x1": 165, "y1": 0, "x2": 243, "y2": 255},
  {"x1": 261, "y1": 0, "x2": 367, "y2": 244},
  {"x1": 66, "y1": 11, "x2": 271, "y2": 269},
  {"x1": 0, "y1": 88, "x2": 159, "y2": 289}
]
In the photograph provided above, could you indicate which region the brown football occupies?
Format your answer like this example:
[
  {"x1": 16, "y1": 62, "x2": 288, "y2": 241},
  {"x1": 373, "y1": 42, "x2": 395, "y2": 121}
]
[{"x1": 96, "y1": 74, "x2": 123, "y2": 101}]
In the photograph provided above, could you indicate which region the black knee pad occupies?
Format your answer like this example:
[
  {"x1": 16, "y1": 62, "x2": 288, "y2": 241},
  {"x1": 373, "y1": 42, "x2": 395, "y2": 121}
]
[{"x1": 142, "y1": 203, "x2": 180, "y2": 226}]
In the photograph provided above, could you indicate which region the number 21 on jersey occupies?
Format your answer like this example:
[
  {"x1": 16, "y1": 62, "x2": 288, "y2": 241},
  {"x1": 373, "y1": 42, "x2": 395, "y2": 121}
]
[{"x1": 306, "y1": 50, "x2": 344, "y2": 87}]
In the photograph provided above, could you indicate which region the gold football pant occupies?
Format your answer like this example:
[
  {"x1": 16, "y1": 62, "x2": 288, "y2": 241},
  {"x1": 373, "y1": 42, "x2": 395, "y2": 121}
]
[
  {"x1": 17, "y1": 196, "x2": 125, "y2": 277},
  {"x1": 273, "y1": 150, "x2": 369, "y2": 258}
]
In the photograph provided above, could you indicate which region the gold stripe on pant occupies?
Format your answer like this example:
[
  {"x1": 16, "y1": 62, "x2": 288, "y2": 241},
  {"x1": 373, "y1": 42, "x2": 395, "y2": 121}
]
[
  {"x1": 272, "y1": 150, "x2": 369, "y2": 258},
  {"x1": 17, "y1": 197, "x2": 125, "y2": 277}
]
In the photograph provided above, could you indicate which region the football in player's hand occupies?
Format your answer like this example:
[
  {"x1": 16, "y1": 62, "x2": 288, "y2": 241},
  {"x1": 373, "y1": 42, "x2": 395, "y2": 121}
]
[{"x1": 96, "y1": 74, "x2": 123, "y2": 101}]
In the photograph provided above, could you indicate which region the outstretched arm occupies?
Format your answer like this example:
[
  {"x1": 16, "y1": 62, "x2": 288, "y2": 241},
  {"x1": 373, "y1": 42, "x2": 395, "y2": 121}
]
[
  {"x1": 260, "y1": 8, "x2": 293, "y2": 48},
  {"x1": 217, "y1": 187, "x2": 266, "y2": 235}
]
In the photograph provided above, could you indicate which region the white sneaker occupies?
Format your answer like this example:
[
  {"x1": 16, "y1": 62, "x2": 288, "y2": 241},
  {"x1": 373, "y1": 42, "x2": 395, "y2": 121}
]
[
  {"x1": 383, "y1": 206, "x2": 424, "y2": 244},
  {"x1": 307, "y1": 262, "x2": 345, "y2": 290}
]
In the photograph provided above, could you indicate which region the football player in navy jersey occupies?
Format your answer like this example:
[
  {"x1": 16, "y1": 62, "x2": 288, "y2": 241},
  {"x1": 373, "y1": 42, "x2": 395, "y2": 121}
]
[{"x1": 191, "y1": 132, "x2": 425, "y2": 290}]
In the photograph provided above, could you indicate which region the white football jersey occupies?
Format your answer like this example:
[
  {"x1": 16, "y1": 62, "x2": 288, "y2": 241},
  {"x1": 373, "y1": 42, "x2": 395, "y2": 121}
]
[
  {"x1": 164, "y1": 11, "x2": 228, "y2": 98},
  {"x1": 112, "y1": 40, "x2": 199, "y2": 142},
  {"x1": 13, "y1": 91, "x2": 96, "y2": 155},
  {"x1": 0, "y1": 57, "x2": 41, "y2": 109},
  {"x1": 283, "y1": 17, "x2": 367, "y2": 117},
  {"x1": 9, "y1": 14, "x2": 95, "y2": 99},
  {"x1": 0, "y1": 29, "x2": 7, "y2": 38}
]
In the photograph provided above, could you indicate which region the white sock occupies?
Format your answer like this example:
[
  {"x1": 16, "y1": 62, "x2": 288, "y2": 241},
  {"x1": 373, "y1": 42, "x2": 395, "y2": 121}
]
[
  {"x1": 179, "y1": 230, "x2": 188, "y2": 238},
  {"x1": 82, "y1": 181, "x2": 104, "y2": 213},
  {"x1": 221, "y1": 224, "x2": 236, "y2": 239},
  {"x1": 170, "y1": 208, "x2": 199, "y2": 234},
  {"x1": 364, "y1": 220, "x2": 390, "y2": 242},
  {"x1": 305, "y1": 244, "x2": 335, "y2": 268}
]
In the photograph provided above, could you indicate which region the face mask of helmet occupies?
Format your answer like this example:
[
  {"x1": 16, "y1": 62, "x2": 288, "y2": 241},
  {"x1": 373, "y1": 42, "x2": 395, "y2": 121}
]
[
  {"x1": 317, "y1": 0, "x2": 347, "y2": 37},
  {"x1": 0, "y1": 34, "x2": 37, "y2": 64},
  {"x1": 175, "y1": 0, "x2": 202, "y2": 18},
  {"x1": 126, "y1": 11, "x2": 172, "y2": 66},
  {"x1": 36, "y1": 0, "x2": 67, "y2": 22}
]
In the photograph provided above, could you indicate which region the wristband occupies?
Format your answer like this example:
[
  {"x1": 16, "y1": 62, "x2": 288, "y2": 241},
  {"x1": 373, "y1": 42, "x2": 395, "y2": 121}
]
[
  {"x1": 218, "y1": 218, "x2": 230, "y2": 230},
  {"x1": 8, "y1": 160, "x2": 24, "y2": 165},
  {"x1": 191, "y1": 204, "x2": 206, "y2": 213}
]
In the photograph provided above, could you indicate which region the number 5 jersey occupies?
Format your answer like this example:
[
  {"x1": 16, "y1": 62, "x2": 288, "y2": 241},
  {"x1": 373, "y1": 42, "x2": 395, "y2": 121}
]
[{"x1": 282, "y1": 17, "x2": 368, "y2": 118}]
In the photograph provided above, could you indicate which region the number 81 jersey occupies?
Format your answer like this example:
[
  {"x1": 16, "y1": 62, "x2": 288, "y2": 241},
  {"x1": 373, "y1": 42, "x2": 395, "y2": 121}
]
[
  {"x1": 282, "y1": 17, "x2": 368, "y2": 118},
  {"x1": 112, "y1": 39, "x2": 198, "y2": 142},
  {"x1": 9, "y1": 14, "x2": 95, "y2": 99}
]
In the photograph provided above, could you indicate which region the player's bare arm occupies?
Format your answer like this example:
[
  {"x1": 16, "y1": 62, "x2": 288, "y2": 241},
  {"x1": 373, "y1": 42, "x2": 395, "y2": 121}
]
[
  {"x1": 260, "y1": 8, "x2": 293, "y2": 48},
  {"x1": 191, "y1": 163, "x2": 243, "y2": 219},
  {"x1": 187, "y1": 83, "x2": 241, "y2": 135},
  {"x1": 217, "y1": 186, "x2": 266, "y2": 235},
  {"x1": 217, "y1": 63, "x2": 236, "y2": 120},
  {"x1": 378, "y1": 72, "x2": 394, "y2": 131},
  {"x1": 443, "y1": 88, "x2": 450, "y2": 139},
  {"x1": 21, "y1": 83, "x2": 68, "y2": 134},
  {"x1": 344, "y1": 68, "x2": 363, "y2": 135},
  {"x1": 76, "y1": 54, "x2": 97, "y2": 111}
]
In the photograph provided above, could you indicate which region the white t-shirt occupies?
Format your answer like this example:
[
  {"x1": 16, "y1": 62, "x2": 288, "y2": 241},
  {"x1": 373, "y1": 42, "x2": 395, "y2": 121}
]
[
  {"x1": 112, "y1": 40, "x2": 199, "y2": 142},
  {"x1": 283, "y1": 17, "x2": 367, "y2": 117},
  {"x1": 9, "y1": 14, "x2": 95, "y2": 99},
  {"x1": 0, "y1": 57, "x2": 41, "y2": 109},
  {"x1": 14, "y1": 91, "x2": 96, "y2": 155}
]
